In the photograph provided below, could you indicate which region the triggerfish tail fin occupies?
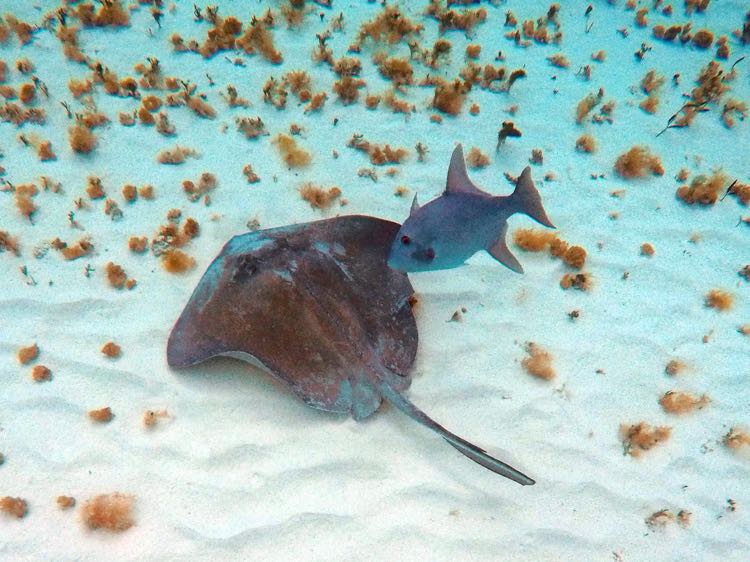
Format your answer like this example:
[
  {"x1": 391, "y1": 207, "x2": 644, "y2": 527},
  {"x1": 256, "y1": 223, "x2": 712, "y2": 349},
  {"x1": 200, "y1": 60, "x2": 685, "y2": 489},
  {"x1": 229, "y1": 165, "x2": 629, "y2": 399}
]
[
  {"x1": 378, "y1": 378, "x2": 536, "y2": 486},
  {"x1": 511, "y1": 167, "x2": 555, "y2": 228}
]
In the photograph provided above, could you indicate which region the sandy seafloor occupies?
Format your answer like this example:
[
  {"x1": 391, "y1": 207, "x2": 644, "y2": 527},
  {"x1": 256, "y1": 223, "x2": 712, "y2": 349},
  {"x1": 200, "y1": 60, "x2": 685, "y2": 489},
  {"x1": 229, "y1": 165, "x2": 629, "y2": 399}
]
[{"x1": 1, "y1": 0, "x2": 749, "y2": 560}]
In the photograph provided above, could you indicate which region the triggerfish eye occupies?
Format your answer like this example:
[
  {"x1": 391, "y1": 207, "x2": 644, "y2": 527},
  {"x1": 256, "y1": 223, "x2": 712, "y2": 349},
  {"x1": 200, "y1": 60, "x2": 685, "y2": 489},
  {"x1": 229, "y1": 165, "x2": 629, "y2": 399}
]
[{"x1": 401, "y1": 235, "x2": 411, "y2": 245}]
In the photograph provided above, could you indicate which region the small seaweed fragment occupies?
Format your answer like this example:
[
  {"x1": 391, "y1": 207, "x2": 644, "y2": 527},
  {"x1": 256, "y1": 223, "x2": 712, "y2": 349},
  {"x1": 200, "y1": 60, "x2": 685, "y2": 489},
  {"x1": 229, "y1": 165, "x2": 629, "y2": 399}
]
[
  {"x1": 31, "y1": 365, "x2": 52, "y2": 382},
  {"x1": 496, "y1": 121, "x2": 521, "y2": 150}
]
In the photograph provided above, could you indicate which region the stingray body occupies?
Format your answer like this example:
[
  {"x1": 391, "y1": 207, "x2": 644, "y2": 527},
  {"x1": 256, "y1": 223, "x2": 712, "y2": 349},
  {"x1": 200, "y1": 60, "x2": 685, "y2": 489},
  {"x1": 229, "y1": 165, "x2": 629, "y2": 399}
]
[{"x1": 168, "y1": 215, "x2": 534, "y2": 485}]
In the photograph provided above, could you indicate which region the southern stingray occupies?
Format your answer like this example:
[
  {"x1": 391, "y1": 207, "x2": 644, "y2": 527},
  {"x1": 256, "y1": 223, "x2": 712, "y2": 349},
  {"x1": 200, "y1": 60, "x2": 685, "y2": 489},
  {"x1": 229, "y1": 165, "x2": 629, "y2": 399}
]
[
  {"x1": 167, "y1": 215, "x2": 415, "y2": 424},
  {"x1": 168, "y1": 145, "x2": 554, "y2": 485}
]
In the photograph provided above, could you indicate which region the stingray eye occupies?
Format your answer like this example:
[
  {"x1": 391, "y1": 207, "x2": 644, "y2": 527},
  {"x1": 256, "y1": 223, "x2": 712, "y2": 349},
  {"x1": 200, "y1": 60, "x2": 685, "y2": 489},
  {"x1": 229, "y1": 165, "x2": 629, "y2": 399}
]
[
  {"x1": 425, "y1": 247, "x2": 435, "y2": 260},
  {"x1": 400, "y1": 235, "x2": 411, "y2": 245}
]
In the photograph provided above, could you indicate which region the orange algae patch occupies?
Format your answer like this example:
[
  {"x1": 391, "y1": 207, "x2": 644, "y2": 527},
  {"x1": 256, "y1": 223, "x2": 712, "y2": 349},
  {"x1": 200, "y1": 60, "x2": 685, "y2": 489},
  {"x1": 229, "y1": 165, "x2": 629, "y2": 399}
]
[
  {"x1": 57, "y1": 496, "x2": 76, "y2": 510},
  {"x1": 575, "y1": 134, "x2": 596, "y2": 153},
  {"x1": 236, "y1": 19, "x2": 283, "y2": 64},
  {"x1": 88, "y1": 407, "x2": 114, "y2": 423},
  {"x1": 560, "y1": 272, "x2": 592, "y2": 291},
  {"x1": 620, "y1": 422, "x2": 671, "y2": 457},
  {"x1": 521, "y1": 342, "x2": 555, "y2": 380},
  {"x1": 82, "y1": 493, "x2": 134, "y2": 532},
  {"x1": 614, "y1": 146, "x2": 664, "y2": 178},
  {"x1": 641, "y1": 243, "x2": 655, "y2": 256},
  {"x1": 0, "y1": 230, "x2": 20, "y2": 255},
  {"x1": 129, "y1": 236, "x2": 148, "y2": 253},
  {"x1": 273, "y1": 134, "x2": 311, "y2": 168},
  {"x1": 513, "y1": 229, "x2": 587, "y2": 270},
  {"x1": 58, "y1": 239, "x2": 93, "y2": 261},
  {"x1": 69, "y1": 123, "x2": 97, "y2": 154},
  {"x1": 162, "y1": 249, "x2": 196, "y2": 273},
  {"x1": 17, "y1": 343, "x2": 39, "y2": 365},
  {"x1": 723, "y1": 427, "x2": 750, "y2": 449},
  {"x1": 705, "y1": 289, "x2": 733, "y2": 311},
  {"x1": 659, "y1": 391, "x2": 710, "y2": 414},
  {"x1": 665, "y1": 359, "x2": 687, "y2": 376},
  {"x1": 354, "y1": 5, "x2": 423, "y2": 48},
  {"x1": 101, "y1": 341, "x2": 121, "y2": 358},
  {"x1": 466, "y1": 147, "x2": 490, "y2": 168},
  {"x1": 156, "y1": 145, "x2": 199, "y2": 164},
  {"x1": 0, "y1": 497, "x2": 28, "y2": 518},
  {"x1": 646, "y1": 509, "x2": 692, "y2": 530},
  {"x1": 676, "y1": 171, "x2": 729, "y2": 206},
  {"x1": 31, "y1": 365, "x2": 52, "y2": 382},
  {"x1": 105, "y1": 262, "x2": 133, "y2": 290},
  {"x1": 299, "y1": 183, "x2": 342, "y2": 209}
]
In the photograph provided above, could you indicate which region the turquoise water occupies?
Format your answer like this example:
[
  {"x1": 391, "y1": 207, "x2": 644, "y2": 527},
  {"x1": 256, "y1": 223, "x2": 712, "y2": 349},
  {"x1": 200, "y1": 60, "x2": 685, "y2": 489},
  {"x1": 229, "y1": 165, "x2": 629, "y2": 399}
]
[{"x1": 1, "y1": 2, "x2": 748, "y2": 560}]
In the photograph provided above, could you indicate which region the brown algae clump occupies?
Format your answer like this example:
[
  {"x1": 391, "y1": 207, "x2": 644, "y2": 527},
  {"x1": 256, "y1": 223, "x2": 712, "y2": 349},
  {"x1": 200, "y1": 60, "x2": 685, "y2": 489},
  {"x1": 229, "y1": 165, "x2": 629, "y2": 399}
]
[
  {"x1": 723, "y1": 427, "x2": 750, "y2": 449},
  {"x1": 659, "y1": 391, "x2": 710, "y2": 414},
  {"x1": 82, "y1": 493, "x2": 134, "y2": 532},
  {"x1": 88, "y1": 407, "x2": 114, "y2": 423},
  {"x1": 521, "y1": 342, "x2": 555, "y2": 380},
  {"x1": 273, "y1": 134, "x2": 311, "y2": 168},
  {"x1": 614, "y1": 146, "x2": 664, "y2": 178},
  {"x1": 676, "y1": 171, "x2": 729, "y2": 205},
  {"x1": 620, "y1": 422, "x2": 671, "y2": 457},
  {"x1": 0, "y1": 497, "x2": 28, "y2": 518},
  {"x1": 705, "y1": 289, "x2": 733, "y2": 311},
  {"x1": 101, "y1": 341, "x2": 121, "y2": 358},
  {"x1": 299, "y1": 183, "x2": 342, "y2": 209},
  {"x1": 162, "y1": 249, "x2": 196, "y2": 273},
  {"x1": 17, "y1": 343, "x2": 39, "y2": 364}
]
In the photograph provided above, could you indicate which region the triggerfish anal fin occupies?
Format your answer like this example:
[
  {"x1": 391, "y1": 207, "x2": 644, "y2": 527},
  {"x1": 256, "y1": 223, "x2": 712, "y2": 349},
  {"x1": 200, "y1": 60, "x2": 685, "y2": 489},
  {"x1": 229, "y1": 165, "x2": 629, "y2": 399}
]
[
  {"x1": 445, "y1": 144, "x2": 483, "y2": 196},
  {"x1": 487, "y1": 223, "x2": 524, "y2": 273}
]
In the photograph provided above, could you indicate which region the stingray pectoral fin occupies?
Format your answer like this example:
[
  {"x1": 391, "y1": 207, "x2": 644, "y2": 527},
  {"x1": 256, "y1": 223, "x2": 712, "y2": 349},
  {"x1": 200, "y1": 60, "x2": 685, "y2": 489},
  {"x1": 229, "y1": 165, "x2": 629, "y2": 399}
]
[
  {"x1": 487, "y1": 225, "x2": 524, "y2": 274},
  {"x1": 379, "y1": 380, "x2": 535, "y2": 486}
]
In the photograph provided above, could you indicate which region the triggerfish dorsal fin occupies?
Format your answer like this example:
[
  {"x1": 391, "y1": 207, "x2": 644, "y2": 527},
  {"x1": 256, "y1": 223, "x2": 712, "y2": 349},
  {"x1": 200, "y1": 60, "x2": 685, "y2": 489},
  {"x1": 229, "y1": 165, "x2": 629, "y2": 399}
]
[
  {"x1": 410, "y1": 193, "x2": 420, "y2": 216},
  {"x1": 445, "y1": 144, "x2": 483, "y2": 196},
  {"x1": 487, "y1": 223, "x2": 524, "y2": 274}
]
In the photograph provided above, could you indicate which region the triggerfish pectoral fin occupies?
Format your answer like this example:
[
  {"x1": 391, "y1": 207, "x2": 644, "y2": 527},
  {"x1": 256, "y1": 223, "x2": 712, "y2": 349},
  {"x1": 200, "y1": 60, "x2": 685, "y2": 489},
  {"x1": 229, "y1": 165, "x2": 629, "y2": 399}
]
[{"x1": 487, "y1": 224, "x2": 524, "y2": 274}]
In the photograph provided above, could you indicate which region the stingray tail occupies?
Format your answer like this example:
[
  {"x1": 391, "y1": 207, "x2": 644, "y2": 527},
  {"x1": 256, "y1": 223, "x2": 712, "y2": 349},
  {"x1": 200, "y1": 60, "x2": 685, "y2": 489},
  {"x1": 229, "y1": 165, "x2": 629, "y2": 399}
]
[
  {"x1": 378, "y1": 379, "x2": 535, "y2": 486},
  {"x1": 510, "y1": 167, "x2": 555, "y2": 228}
]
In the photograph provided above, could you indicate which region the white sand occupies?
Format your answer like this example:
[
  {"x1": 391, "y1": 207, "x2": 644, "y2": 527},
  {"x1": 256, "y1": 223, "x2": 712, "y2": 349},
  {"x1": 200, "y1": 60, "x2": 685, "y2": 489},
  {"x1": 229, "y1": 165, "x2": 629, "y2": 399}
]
[{"x1": 1, "y1": 1, "x2": 749, "y2": 560}]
